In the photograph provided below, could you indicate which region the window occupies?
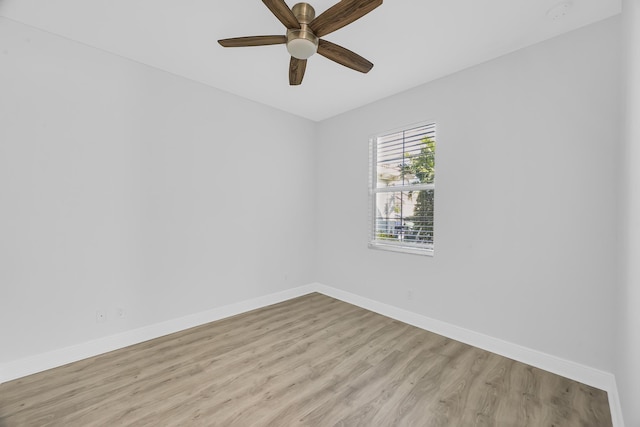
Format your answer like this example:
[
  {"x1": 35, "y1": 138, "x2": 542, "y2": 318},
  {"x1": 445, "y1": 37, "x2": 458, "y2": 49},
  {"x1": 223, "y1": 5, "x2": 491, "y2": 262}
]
[{"x1": 369, "y1": 122, "x2": 436, "y2": 255}]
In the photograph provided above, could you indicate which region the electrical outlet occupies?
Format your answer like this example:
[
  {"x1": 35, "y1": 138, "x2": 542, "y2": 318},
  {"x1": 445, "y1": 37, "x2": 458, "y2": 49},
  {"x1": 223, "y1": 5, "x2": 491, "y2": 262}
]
[
  {"x1": 96, "y1": 310, "x2": 107, "y2": 323},
  {"x1": 117, "y1": 307, "x2": 126, "y2": 318},
  {"x1": 406, "y1": 289, "x2": 414, "y2": 300}
]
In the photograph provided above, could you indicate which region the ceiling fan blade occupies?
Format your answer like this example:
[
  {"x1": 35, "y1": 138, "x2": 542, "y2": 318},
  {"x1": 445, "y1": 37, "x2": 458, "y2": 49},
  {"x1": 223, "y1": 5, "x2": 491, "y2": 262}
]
[
  {"x1": 317, "y1": 39, "x2": 373, "y2": 73},
  {"x1": 262, "y1": 0, "x2": 301, "y2": 29},
  {"x1": 309, "y1": 0, "x2": 382, "y2": 38},
  {"x1": 218, "y1": 35, "x2": 287, "y2": 47},
  {"x1": 289, "y1": 57, "x2": 307, "y2": 85}
]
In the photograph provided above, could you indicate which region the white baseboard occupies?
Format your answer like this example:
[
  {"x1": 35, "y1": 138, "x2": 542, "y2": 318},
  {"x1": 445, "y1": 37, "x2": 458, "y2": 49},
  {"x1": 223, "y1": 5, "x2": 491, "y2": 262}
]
[
  {"x1": 607, "y1": 377, "x2": 626, "y2": 427},
  {"x1": 312, "y1": 283, "x2": 625, "y2": 427},
  {"x1": 0, "y1": 282, "x2": 624, "y2": 426},
  {"x1": 0, "y1": 284, "x2": 316, "y2": 385}
]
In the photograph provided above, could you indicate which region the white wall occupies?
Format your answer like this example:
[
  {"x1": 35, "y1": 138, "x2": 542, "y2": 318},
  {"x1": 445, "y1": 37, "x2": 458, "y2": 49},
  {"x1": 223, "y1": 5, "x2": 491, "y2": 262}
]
[
  {"x1": 0, "y1": 17, "x2": 317, "y2": 364},
  {"x1": 619, "y1": 1, "x2": 640, "y2": 425},
  {"x1": 316, "y1": 17, "x2": 622, "y2": 373}
]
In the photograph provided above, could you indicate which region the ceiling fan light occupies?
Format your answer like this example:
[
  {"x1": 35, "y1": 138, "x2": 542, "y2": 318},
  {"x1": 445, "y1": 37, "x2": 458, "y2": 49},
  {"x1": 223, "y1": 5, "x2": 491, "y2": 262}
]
[
  {"x1": 287, "y1": 38, "x2": 318, "y2": 59},
  {"x1": 286, "y1": 27, "x2": 319, "y2": 60}
]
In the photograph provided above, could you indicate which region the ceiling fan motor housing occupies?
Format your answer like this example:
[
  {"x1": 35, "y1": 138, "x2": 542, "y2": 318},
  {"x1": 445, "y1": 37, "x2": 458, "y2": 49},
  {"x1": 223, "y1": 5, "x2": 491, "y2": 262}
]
[{"x1": 286, "y1": 3, "x2": 319, "y2": 59}]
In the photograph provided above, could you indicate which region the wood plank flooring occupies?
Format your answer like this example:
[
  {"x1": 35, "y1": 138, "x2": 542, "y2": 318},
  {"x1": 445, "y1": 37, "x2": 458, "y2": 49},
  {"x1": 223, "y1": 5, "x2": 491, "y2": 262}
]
[{"x1": 0, "y1": 293, "x2": 612, "y2": 426}]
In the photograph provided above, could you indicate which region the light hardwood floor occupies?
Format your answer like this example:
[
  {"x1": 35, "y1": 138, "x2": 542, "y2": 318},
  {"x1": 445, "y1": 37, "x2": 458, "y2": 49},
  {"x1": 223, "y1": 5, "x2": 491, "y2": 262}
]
[{"x1": 0, "y1": 293, "x2": 612, "y2": 426}]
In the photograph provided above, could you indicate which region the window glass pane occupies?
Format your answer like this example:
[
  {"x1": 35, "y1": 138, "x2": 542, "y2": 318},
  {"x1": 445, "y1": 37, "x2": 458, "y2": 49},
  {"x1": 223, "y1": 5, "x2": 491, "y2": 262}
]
[
  {"x1": 376, "y1": 125, "x2": 436, "y2": 188},
  {"x1": 403, "y1": 136, "x2": 435, "y2": 185},
  {"x1": 376, "y1": 132, "x2": 404, "y2": 188},
  {"x1": 405, "y1": 189, "x2": 435, "y2": 244},
  {"x1": 374, "y1": 190, "x2": 434, "y2": 246}
]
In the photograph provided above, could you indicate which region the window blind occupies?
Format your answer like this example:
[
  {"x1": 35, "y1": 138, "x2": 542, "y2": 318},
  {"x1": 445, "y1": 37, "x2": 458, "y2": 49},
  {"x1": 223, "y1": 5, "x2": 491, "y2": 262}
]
[{"x1": 370, "y1": 122, "x2": 436, "y2": 255}]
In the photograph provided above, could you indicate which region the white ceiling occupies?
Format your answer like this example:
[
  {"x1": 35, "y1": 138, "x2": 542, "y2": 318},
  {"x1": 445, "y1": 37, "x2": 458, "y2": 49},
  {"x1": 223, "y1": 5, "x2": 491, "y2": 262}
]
[{"x1": 0, "y1": 0, "x2": 621, "y2": 121}]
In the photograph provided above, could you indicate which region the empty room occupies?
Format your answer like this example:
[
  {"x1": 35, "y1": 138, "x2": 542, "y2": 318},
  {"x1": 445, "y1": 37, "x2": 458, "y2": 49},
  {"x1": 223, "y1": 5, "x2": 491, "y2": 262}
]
[{"x1": 1, "y1": 0, "x2": 639, "y2": 425}]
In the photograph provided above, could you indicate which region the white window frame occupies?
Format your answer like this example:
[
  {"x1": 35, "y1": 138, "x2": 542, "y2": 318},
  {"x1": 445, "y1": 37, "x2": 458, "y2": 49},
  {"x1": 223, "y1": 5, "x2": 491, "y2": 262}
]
[{"x1": 369, "y1": 122, "x2": 436, "y2": 256}]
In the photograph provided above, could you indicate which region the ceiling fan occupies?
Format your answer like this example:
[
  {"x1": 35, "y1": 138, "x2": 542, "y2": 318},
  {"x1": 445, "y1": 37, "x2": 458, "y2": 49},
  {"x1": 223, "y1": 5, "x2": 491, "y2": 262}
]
[{"x1": 218, "y1": 0, "x2": 382, "y2": 85}]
